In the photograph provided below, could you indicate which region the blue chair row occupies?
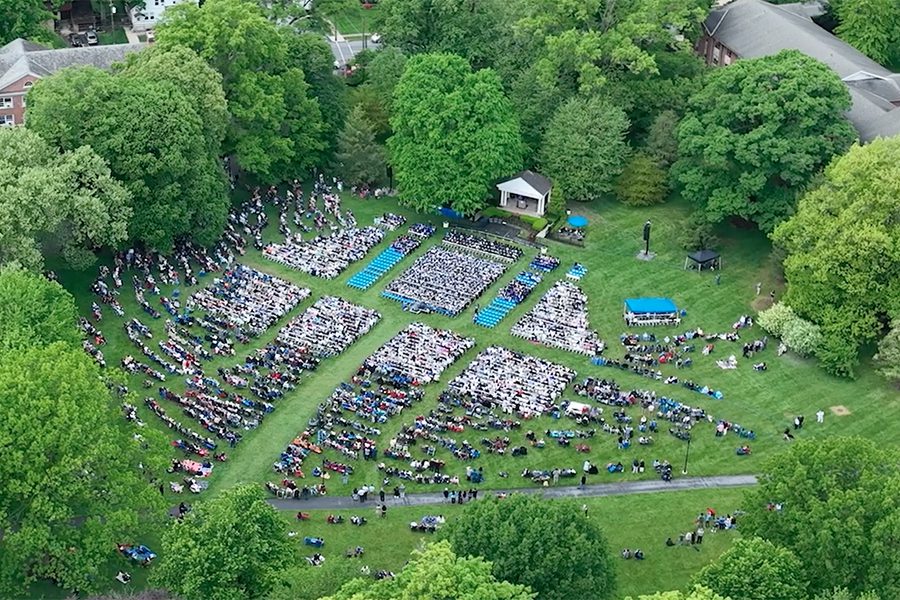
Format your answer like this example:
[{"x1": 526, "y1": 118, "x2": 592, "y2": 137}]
[{"x1": 347, "y1": 248, "x2": 406, "y2": 290}]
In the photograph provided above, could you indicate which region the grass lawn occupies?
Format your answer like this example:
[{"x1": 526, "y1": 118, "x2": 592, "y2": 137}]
[
  {"x1": 98, "y1": 27, "x2": 128, "y2": 45},
  {"x1": 45, "y1": 191, "x2": 900, "y2": 597},
  {"x1": 278, "y1": 486, "x2": 747, "y2": 599},
  {"x1": 328, "y1": 2, "x2": 381, "y2": 36}
]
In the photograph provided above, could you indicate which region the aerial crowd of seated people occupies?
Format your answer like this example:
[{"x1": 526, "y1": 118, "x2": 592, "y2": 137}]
[
  {"x1": 447, "y1": 346, "x2": 577, "y2": 418},
  {"x1": 276, "y1": 296, "x2": 381, "y2": 359},
  {"x1": 383, "y1": 245, "x2": 507, "y2": 316},
  {"x1": 442, "y1": 229, "x2": 523, "y2": 262},
  {"x1": 363, "y1": 323, "x2": 476, "y2": 385},
  {"x1": 511, "y1": 280, "x2": 605, "y2": 355}
]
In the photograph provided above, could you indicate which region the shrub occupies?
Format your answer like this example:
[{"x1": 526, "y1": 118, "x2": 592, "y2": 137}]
[
  {"x1": 757, "y1": 303, "x2": 796, "y2": 338},
  {"x1": 781, "y1": 317, "x2": 822, "y2": 357},
  {"x1": 520, "y1": 215, "x2": 549, "y2": 231},
  {"x1": 758, "y1": 303, "x2": 822, "y2": 357},
  {"x1": 615, "y1": 152, "x2": 668, "y2": 206},
  {"x1": 481, "y1": 207, "x2": 513, "y2": 219}
]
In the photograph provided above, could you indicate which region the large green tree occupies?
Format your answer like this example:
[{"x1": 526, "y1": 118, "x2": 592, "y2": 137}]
[
  {"x1": 615, "y1": 152, "x2": 668, "y2": 206},
  {"x1": 323, "y1": 541, "x2": 534, "y2": 600},
  {"x1": 389, "y1": 53, "x2": 523, "y2": 214},
  {"x1": 0, "y1": 0, "x2": 60, "y2": 46},
  {"x1": 151, "y1": 485, "x2": 298, "y2": 600},
  {"x1": 378, "y1": 0, "x2": 511, "y2": 69},
  {"x1": 0, "y1": 343, "x2": 168, "y2": 596},
  {"x1": 442, "y1": 494, "x2": 616, "y2": 600},
  {"x1": 27, "y1": 61, "x2": 228, "y2": 252},
  {"x1": 540, "y1": 96, "x2": 630, "y2": 202},
  {"x1": 673, "y1": 50, "x2": 856, "y2": 232},
  {"x1": 693, "y1": 538, "x2": 807, "y2": 600},
  {"x1": 0, "y1": 265, "x2": 80, "y2": 352},
  {"x1": 336, "y1": 105, "x2": 386, "y2": 186},
  {"x1": 157, "y1": 0, "x2": 326, "y2": 181},
  {"x1": 0, "y1": 127, "x2": 131, "y2": 270},
  {"x1": 626, "y1": 587, "x2": 730, "y2": 600},
  {"x1": 741, "y1": 437, "x2": 900, "y2": 598},
  {"x1": 835, "y1": 0, "x2": 900, "y2": 66},
  {"x1": 873, "y1": 319, "x2": 900, "y2": 384},
  {"x1": 772, "y1": 136, "x2": 900, "y2": 377}
]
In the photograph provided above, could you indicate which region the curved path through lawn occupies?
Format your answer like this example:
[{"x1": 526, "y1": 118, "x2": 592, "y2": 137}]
[{"x1": 268, "y1": 474, "x2": 757, "y2": 510}]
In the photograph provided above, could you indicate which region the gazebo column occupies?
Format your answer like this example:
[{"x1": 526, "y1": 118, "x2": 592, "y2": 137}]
[{"x1": 500, "y1": 190, "x2": 509, "y2": 207}]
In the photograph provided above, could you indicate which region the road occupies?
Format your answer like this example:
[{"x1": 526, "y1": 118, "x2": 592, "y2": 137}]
[
  {"x1": 327, "y1": 33, "x2": 380, "y2": 68},
  {"x1": 268, "y1": 474, "x2": 758, "y2": 511}
]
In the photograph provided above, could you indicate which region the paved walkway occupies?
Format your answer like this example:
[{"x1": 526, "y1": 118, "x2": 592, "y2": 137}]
[{"x1": 268, "y1": 474, "x2": 757, "y2": 511}]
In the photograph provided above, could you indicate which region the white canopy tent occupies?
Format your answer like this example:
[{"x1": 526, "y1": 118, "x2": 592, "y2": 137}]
[{"x1": 496, "y1": 170, "x2": 552, "y2": 217}]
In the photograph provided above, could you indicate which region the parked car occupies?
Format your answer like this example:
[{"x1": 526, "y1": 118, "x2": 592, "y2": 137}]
[
  {"x1": 146, "y1": 29, "x2": 156, "y2": 43},
  {"x1": 370, "y1": 32, "x2": 382, "y2": 44},
  {"x1": 85, "y1": 30, "x2": 98, "y2": 45},
  {"x1": 69, "y1": 33, "x2": 88, "y2": 47}
]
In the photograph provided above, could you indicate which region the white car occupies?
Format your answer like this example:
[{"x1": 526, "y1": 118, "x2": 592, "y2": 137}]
[
  {"x1": 85, "y1": 30, "x2": 98, "y2": 45},
  {"x1": 370, "y1": 33, "x2": 382, "y2": 44}
]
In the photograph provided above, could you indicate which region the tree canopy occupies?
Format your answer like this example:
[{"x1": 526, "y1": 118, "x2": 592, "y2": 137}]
[
  {"x1": 378, "y1": 0, "x2": 511, "y2": 69},
  {"x1": 336, "y1": 105, "x2": 386, "y2": 186},
  {"x1": 323, "y1": 541, "x2": 534, "y2": 600},
  {"x1": 389, "y1": 53, "x2": 522, "y2": 215},
  {"x1": 0, "y1": 342, "x2": 167, "y2": 596},
  {"x1": 741, "y1": 437, "x2": 900, "y2": 598},
  {"x1": 673, "y1": 50, "x2": 856, "y2": 232},
  {"x1": 0, "y1": 265, "x2": 80, "y2": 352},
  {"x1": 541, "y1": 96, "x2": 630, "y2": 202},
  {"x1": 772, "y1": 136, "x2": 900, "y2": 377},
  {"x1": 0, "y1": 127, "x2": 131, "y2": 270},
  {"x1": 693, "y1": 537, "x2": 807, "y2": 600},
  {"x1": 151, "y1": 485, "x2": 298, "y2": 600},
  {"x1": 835, "y1": 0, "x2": 900, "y2": 66},
  {"x1": 442, "y1": 494, "x2": 616, "y2": 600},
  {"x1": 0, "y1": 0, "x2": 60, "y2": 46},
  {"x1": 26, "y1": 47, "x2": 229, "y2": 253},
  {"x1": 627, "y1": 587, "x2": 730, "y2": 600},
  {"x1": 157, "y1": 0, "x2": 327, "y2": 181}
]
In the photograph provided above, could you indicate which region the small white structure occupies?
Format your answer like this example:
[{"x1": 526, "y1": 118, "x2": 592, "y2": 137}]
[
  {"x1": 496, "y1": 170, "x2": 552, "y2": 217},
  {"x1": 130, "y1": 0, "x2": 197, "y2": 32}
]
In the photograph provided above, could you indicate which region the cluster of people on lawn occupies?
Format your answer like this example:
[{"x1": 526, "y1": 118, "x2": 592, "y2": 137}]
[
  {"x1": 264, "y1": 225, "x2": 386, "y2": 279},
  {"x1": 443, "y1": 230, "x2": 523, "y2": 262},
  {"x1": 384, "y1": 245, "x2": 506, "y2": 316},
  {"x1": 511, "y1": 280, "x2": 605, "y2": 355},
  {"x1": 277, "y1": 296, "x2": 380, "y2": 359},
  {"x1": 447, "y1": 346, "x2": 576, "y2": 418}
]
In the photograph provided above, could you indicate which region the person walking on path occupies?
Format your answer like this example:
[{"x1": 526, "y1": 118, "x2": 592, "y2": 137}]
[
  {"x1": 399, "y1": 483, "x2": 407, "y2": 504},
  {"x1": 379, "y1": 487, "x2": 385, "y2": 503}
]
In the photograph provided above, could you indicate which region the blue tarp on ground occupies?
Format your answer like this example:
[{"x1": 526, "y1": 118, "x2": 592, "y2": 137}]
[
  {"x1": 624, "y1": 297, "x2": 678, "y2": 314},
  {"x1": 437, "y1": 207, "x2": 464, "y2": 220},
  {"x1": 568, "y1": 215, "x2": 589, "y2": 227}
]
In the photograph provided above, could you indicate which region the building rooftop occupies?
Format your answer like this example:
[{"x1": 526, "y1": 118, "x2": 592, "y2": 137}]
[
  {"x1": 0, "y1": 38, "x2": 145, "y2": 91},
  {"x1": 704, "y1": 0, "x2": 900, "y2": 141}
]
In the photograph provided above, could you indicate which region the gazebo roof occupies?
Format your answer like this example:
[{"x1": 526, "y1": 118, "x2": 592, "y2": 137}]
[
  {"x1": 497, "y1": 170, "x2": 552, "y2": 199},
  {"x1": 687, "y1": 249, "x2": 720, "y2": 264}
]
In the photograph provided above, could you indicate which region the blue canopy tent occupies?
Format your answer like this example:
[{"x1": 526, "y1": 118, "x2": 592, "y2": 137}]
[
  {"x1": 567, "y1": 215, "x2": 589, "y2": 228},
  {"x1": 624, "y1": 297, "x2": 681, "y2": 327}
]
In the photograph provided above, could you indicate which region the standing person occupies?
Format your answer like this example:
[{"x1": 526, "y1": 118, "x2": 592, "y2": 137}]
[
  {"x1": 580, "y1": 474, "x2": 586, "y2": 489},
  {"x1": 552, "y1": 468, "x2": 560, "y2": 486},
  {"x1": 379, "y1": 487, "x2": 385, "y2": 502},
  {"x1": 695, "y1": 526, "x2": 704, "y2": 545},
  {"x1": 816, "y1": 409, "x2": 825, "y2": 424},
  {"x1": 715, "y1": 273, "x2": 721, "y2": 286},
  {"x1": 380, "y1": 504, "x2": 387, "y2": 518},
  {"x1": 582, "y1": 504, "x2": 588, "y2": 517},
  {"x1": 399, "y1": 483, "x2": 407, "y2": 504},
  {"x1": 443, "y1": 487, "x2": 450, "y2": 502},
  {"x1": 755, "y1": 282, "x2": 762, "y2": 296}
]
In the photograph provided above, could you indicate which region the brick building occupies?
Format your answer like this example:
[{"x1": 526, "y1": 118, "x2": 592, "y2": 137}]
[
  {"x1": 696, "y1": 0, "x2": 900, "y2": 141},
  {"x1": 0, "y1": 38, "x2": 144, "y2": 127}
]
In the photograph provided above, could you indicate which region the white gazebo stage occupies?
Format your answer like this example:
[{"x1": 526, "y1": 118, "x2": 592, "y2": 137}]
[{"x1": 497, "y1": 170, "x2": 553, "y2": 217}]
